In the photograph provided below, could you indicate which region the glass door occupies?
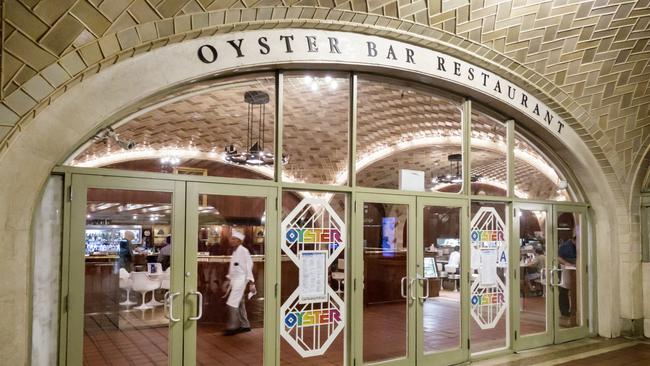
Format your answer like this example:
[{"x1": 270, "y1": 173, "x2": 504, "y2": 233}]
[
  {"x1": 552, "y1": 205, "x2": 589, "y2": 343},
  {"x1": 354, "y1": 193, "x2": 416, "y2": 366},
  {"x1": 513, "y1": 203, "x2": 553, "y2": 350},
  {"x1": 65, "y1": 174, "x2": 185, "y2": 366},
  {"x1": 184, "y1": 182, "x2": 277, "y2": 365},
  {"x1": 415, "y1": 197, "x2": 469, "y2": 365}
]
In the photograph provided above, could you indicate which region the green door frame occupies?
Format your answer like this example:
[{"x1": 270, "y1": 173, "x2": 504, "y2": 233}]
[
  {"x1": 184, "y1": 182, "x2": 278, "y2": 365},
  {"x1": 63, "y1": 173, "x2": 186, "y2": 366},
  {"x1": 553, "y1": 204, "x2": 590, "y2": 343},
  {"x1": 415, "y1": 196, "x2": 470, "y2": 365},
  {"x1": 354, "y1": 193, "x2": 417, "y2": 366},
  {"x1": 512, "y1": 202, "x2": 554, "y2": 350}
]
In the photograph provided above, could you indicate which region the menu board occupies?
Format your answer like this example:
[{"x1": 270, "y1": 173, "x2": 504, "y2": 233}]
[{"x1": 299, "y1": 251, "x2": 328, "y2": 303}]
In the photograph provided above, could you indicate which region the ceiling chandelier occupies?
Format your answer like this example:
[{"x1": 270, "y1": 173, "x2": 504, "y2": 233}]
[
  {"x1": 432, "y1": 153, "x2": 480, "y2": 184},
  {"x1": 224, "y1": 90, "x2": 287, "y2": 166}
]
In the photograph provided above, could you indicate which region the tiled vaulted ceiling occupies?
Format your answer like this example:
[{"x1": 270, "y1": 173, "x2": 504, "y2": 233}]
[
  {"x1": 1, "y1": 0, "x2": 650, "y2": 188},
  {"x1": 72, "y1": 73, "x2": 567, "y2": 199}
]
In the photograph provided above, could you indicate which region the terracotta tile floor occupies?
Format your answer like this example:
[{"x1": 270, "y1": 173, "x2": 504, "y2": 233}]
[
  {"x1": 83, "y1": 291, "x2": 548, "y2": 365},
  {"x1": 555, "y1": 343, "x2": 650, "y2": 366}
]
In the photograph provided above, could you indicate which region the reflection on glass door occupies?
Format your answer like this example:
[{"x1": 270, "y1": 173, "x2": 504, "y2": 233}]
[
  {"x1": 418, "y1": 204, "x2": 466, "y2": 362},
  {"x1": 554, "y1": 210, "x2": 584, "y2": 331},
  {"x1": 187, "y1": 189, "x2": 270, "y2": 366},
  {"x1": 361, "y1": 199, "x2": 413, "y2": 364},
  {"x1": 81, "y1": 187, "x2": 175, "y2": 366},
  {"x1": 469, "y1": 202, "x2": 508, "y2": 354},
  {"x1": 518, "y1": 208, "x2": 548, "y2": 337}
]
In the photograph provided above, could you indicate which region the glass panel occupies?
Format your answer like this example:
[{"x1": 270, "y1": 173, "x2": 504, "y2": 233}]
[
  {"x1": 514, "y1": 130, "x2": 575, "y2": 201},
  {"x1": 356, "y1": 75, "x2": 463, "y2": 193},
  {"x1": 68, "y1": 74, "x2": 277, "y2": 181},
  {"x1": 280, "y1": 191, "x2": 347, "y2": 365},
  {"x1": 470, "y1": 202, "x2": 508, "y2": 353},
  {"x1": 471, "y1": 109, "x2": 507, "y2": 196},
  {"x1": 282, "y1": 72, "x2": 350, "y2": 185},
  {"x1": 556, "y1": 211, "x2": 583, "y2": 329},
  {"x1": 83, "y1": 188, "x2": 173, "y2": 366},
  {"x1": 195, "y1": 194, "x2": 266, "y2": 365},
  {"x1": 518, "y1": 209, "x2": 548, "y2": 336},
  {"x1": 363, "y1": 202, "x2": 409, "y2": 362},
  {"x1": 422, "y1": 205, "x2": 462, "y2": 352}
]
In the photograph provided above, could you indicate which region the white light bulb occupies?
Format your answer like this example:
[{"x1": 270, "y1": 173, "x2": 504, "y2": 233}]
[
  {"x1": 304, "y1": 76, "x2": 313, "y2": 84},
  {"x1": 324, "y1": 75, "x2": 332, "y2": 83},
  {"x1": 311, "y1": 83, "x2": 318, "y2": 91}
]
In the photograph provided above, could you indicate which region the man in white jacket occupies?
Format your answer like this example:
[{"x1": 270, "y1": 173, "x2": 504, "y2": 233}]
[{"x1": 223, "y1": 229, "x2": 256, "y2": 335}]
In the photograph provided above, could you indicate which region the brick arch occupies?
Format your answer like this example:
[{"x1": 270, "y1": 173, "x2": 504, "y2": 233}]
[
  {"x1": 0, "y1": 8, "x2": 635, "y2": 365},
  {"x1": 0, "y1": 7, "x2": 618, "y2": 188}
]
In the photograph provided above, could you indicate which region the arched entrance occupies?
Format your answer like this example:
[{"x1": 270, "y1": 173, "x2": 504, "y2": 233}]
[{"x1": 17, "y1": 28, "x2": 616, "y2": 361}]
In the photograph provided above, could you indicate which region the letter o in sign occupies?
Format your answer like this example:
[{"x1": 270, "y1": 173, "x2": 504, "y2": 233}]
[
  {"x1": 197, "y1": 45, "x2": 218, "y2": 63},
  {"x1": 284, "y1": 313, "x2": 298, "y2": 328},
  {"x1": 286, "y1": 229, "x2": 299, "y2": 244}
]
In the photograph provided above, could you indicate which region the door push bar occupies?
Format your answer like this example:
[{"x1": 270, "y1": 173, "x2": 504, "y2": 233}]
[
  {"x1": 164, "y1": 291, "x2": 181, "y2": 322},
  {"x1": 189, "y1": 291, "x2": 204, "y2": 321},
  {"x1": 400, "y1": 276, "x2": 432, "y2": 301}
]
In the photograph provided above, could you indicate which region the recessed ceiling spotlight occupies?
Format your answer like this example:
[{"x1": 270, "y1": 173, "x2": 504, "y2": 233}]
[{"x1": 324, "y1": 75, "x2": 332, "y2": 83}]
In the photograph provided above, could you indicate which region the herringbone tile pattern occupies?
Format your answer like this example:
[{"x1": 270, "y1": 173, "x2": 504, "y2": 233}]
[{"x1": 1, "y1": 0, "x2": 649, "y2": 185}]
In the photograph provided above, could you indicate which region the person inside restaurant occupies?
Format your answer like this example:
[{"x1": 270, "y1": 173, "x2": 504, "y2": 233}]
[
  {"x1": 223, "y1": 229, "x2": 257, "y2": 336},
  {"x1": 157, "y1": 235, "x2": 172, "y2": 271}
]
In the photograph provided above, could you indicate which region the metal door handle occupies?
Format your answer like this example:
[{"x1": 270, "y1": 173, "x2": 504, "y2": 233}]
[
  {"x1": 424, "y1": 278, "x2": 430, "y2": 299},
  {"x1": 400, "y1": 276, "x2": 408, "y2": 299},
  {"x1": 189, "y1": 291, "x2": 203, "y2": 321},
  {"x1": 165, "y1": 291, "x2": 181, "y2": 322},
  {"x1": 416, "y1": 276, "x2": 430, "y2": 300},
  {"x1": 409, "y1": 278, "x2": 416, "y2": 300},
  {"x1": 549, "y1": 268, "x2": 562, "y2": 287}
]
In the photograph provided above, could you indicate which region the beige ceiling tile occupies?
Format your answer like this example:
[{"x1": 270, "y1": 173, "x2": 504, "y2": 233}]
[
  {"x1": 72, "y1": 29, "x2": 98, "y2": 48},
  {"x1": 79, "y1": 42, "x2": 104, "y2": 65},
  {"x1": 106, "y1": 10, "x2": 138, "y2": 34},
  {"x1": 41, "y1": 63, "x2": 72, "y2": 87},
  {"x1": 22, "y1": 75, "x2": 55, "y2": 101},
  {"x1": 0, "y1": 104, "x2": 20, "y2": 125},
  {"x1": 34, "y1": 0, "x2": 77, "y2": 25},
  {"x1": 40, "y1": 15, "x2": 85, "y2": 55},
  {"x1": 116, "y1": 28, "x2": 141, "y2": 49},
  {"x1": 129, "y1": 0, "x2": 162, "y2": 23},
  {"x1": 59, "y1": 51, "x2": 87, "y2": 75},
  {"x1": 98, "y1": 34, "x2": 122, "y2": 56},
  {"x1": 157, "y1": 0, "x2": 187, "y2": 17},
  {"x1": 5, "y1": 0, "x2": 49, "y2": 40},
  {"x1": 0, "y1": 126, "x2": 13, "y2": 141},
  {"x1": 174, "y1": 15, "x2": 192, "y2": 33},
  {"x1": 4, "y1": 89, "x2": 37, "y2": 116},
  {"x1": 137, "y1": 22, "x2": 159, "y2": 42},
  {"x1": 2, "y1": 53, "x2": 23, "y2": 85},
  {"x1": 155, "y1": 18, "x2": 174, "y2": 37},
  {"x1": 98, "y1": 0, "x2": 132, "y2": 20},
  {"x1": 71, "y1": 0, "x2": 112, "y2": 35},
  {"x1": 191, "y1": 13, "x2": 209, "y2": 29},
  {"x1": 4, "y1": 31, "x2": 57, "y2": 71}
]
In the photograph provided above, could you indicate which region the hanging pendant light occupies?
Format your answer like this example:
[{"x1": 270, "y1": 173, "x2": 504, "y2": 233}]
[
  {"x1": 224, "y1": 90, "x2": 287, "y2": 166},
  {"x1": 432, "y1": 153, "x2": 480, "y2": 184}
]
